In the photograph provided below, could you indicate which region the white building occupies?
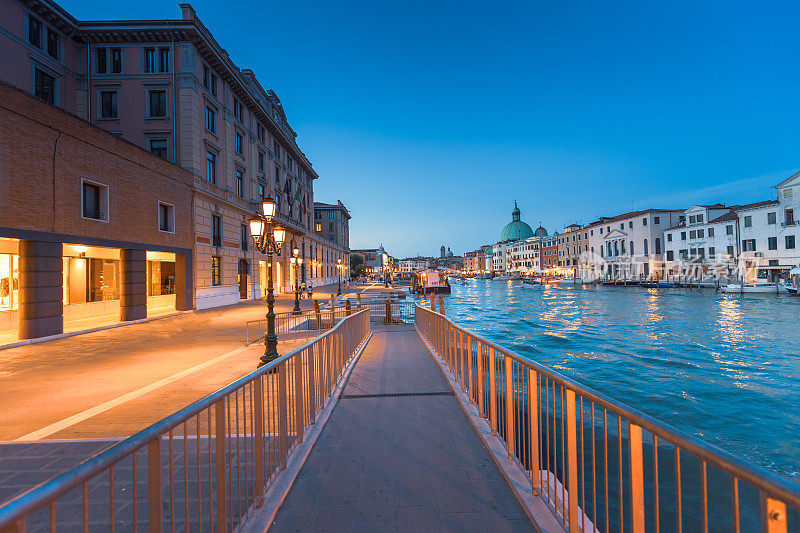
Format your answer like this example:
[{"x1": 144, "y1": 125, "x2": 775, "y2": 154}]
[
  {"x1": 397, "y1": 258, "x2": 430, "y2": 272},
  {"x1": 506, "y1": 237, "x2": 541, "y2": 273},
  {"x1": 581, "y1": 209, "x2": 683, "y2": 280}
]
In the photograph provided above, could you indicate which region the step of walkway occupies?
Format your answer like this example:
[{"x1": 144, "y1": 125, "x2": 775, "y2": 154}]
[{"x1": 270, "y1": 324, "x2": 534, "y2": 532}]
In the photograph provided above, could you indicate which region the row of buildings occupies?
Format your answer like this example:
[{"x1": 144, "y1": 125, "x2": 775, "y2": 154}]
[
  {"x1": 463, "y1": 176, "x2": 800, "y2": 283},
  {"x1": 0, "y1": 0, "x2": 351, "y2": 341}
]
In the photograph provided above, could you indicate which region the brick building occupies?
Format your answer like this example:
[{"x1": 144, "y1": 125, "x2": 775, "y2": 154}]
[
  {"x1": 0, "y1": 82, "x2": 193, "y2": 340},
  {"x1": 0, "y1": 0, "x2": 349, "y2": 310}
]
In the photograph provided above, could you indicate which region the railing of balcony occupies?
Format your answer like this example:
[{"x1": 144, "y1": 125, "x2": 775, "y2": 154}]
[
  {"x1": 0, "y1": 309, "x2": 371, "y2": 532},
  {"x1": 415, "y1": 303, "x2": 799, "y2": 532}
]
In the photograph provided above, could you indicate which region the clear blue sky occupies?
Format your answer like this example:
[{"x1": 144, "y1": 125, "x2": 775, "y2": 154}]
[{"x1": 64, "y1": 0, "x2": 800, "y2": 258}]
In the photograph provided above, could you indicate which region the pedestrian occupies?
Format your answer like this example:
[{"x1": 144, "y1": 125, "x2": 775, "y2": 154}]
[{"x1": 308, "y1": 280, "x2": 313, "y2": 299}]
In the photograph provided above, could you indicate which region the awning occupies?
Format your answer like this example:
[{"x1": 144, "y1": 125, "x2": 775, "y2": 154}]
[{"x1": 756, "y1": 265, "x2": 793, "y2": 271}]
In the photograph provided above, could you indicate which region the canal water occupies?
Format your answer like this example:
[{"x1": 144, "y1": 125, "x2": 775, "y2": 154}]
[{"x1": 441, "y1": 279, "x2": 800, "y2": 483}]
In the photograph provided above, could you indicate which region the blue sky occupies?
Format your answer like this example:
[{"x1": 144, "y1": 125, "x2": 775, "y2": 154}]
[{"x1": 64, "y1": 1, "x2": 800, "y2": 258}]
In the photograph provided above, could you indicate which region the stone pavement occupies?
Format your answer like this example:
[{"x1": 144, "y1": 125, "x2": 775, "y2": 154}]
[{"x1": 270, "y1": 324, "x2": 533, "y2": 532}]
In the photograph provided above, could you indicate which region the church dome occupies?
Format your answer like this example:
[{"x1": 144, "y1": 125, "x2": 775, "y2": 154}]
[
  {"x1": 500, "y1": 201, "x2": 534, "y2": 242},
  {"x1": 446, "y1": 248, "x2": 454, "y2": 257},
  {"x1": 534, "y1": 225, "x2": 548, "y2": 237}
]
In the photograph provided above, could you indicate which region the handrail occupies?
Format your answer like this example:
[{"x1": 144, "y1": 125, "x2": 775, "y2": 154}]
[
  {"x1": 415, "y1": 303, "x2": 799, "y2": 531},
  {"x1": 0, "y1": 309, "x2": 371, "y2": 531}
]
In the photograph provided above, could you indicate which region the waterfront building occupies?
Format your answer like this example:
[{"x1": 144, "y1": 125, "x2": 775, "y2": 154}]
[
  {"x1": 540, "y1": 234, "x2": 559, "y2": 269},
  {"x1": 490, "y1": 202, "x2": 539, "y2": 273},
  {"x1": 0, "y1": 82, "x2": 193, "y2": 340},
  {"x1": 352, "y1": 245, "x2": 391, "y2": 276},
  {"x1": 0, "y1": 0, "x2": 345, "y2": 308},
  {"x1": 557, "y1": 224, "x2": 585, "y2": 268},
  {"x1": 662, "y1": 204, "x2": 737, "y2": 281},
  {"x1": 582, "y1": 209, "x2": 683, "y2": 280},
  {"x1": 313, "y1": 201, "x2": 351, "y2": 284},
  {"x1": 463, "y1": 248, "x2": 487, "y2": 273},
  {"x1": 431, "y1": 246, "x2": 464, "y2": 271},
  {"x1": 397, "y1": 258, "x2": 430, "y2": 272},
  {"x1": 506, "y1": 237, "x2": 540, "y2": 273}
]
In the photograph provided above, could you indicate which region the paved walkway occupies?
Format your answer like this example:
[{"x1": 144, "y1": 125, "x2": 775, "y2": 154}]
[{"x1": 270, "y1": 325, "x2": 533, "y2": 532}]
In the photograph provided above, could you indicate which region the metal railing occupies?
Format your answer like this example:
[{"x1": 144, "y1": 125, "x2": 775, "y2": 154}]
[
  {"x1": 244, "y1": 305, "x2": 359, "y2": 344},
  {"x1": 0, "y1": 309, "x2": 371, "y2": 532},
  {"x1": 415, "y1": 304, "x2": 800, "y2": 532},
  {"x1": 357, "y1": 299, "x2": 416, "y2": 324}
]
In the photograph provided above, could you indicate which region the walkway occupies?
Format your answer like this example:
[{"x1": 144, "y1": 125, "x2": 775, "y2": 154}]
[{"x1": 270, "y1": 325, "x2": 533, "y2": 532}]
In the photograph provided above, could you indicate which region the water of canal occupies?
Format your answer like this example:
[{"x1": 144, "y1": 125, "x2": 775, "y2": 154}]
[{"x1": 441, "y1": 278, "x2": 800, "y2": 483}]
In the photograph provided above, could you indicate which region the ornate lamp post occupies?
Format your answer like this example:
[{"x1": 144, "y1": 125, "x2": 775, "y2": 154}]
[
  {"x1": 248, "y1": 198, "x2": 285, "y2": 367},
  {"x1": 290, "y1": 247, "x2": 302, "y2": 314},
  {"x1": 337, "y1": 258, "x2": 342, "y2": 295}
]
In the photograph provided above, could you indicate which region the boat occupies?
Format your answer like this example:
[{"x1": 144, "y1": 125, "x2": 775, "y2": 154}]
[
  {"x1": 639, "y1": 281, "x2": 677, "y2": 288},
  {"x1": 782, "y1": 268, "x2": 799, "y2": 294},
  {"x1": 719, "y1": 281, "x2": 789, "y2": 294},
  {"x1": 521, "y1": 279, "x2": 543, "y2": 289},
  {"x1": 557, "y1": 277, "x2": 584, "y2": 286}
]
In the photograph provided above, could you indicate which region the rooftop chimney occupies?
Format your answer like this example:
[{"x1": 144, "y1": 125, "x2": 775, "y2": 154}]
[{"x1": 179, "y1": 3, "x2": 196, "y2": 20}]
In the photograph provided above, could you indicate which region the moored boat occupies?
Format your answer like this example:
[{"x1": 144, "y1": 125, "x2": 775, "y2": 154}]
[
  {"x1": 720, "y1": 281, "x2": 789, "y2": 294},
  {"x1": 557, "y1": 277, "x2": 584, "y2": 286}
]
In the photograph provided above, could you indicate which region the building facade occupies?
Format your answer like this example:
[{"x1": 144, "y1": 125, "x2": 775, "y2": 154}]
[
  {"x1": 0, "y1": 0, "x2": 349, "y2": 309},
  {"x1": 397, "y1": 258, "x2": 430, "y2": 273},
  {"x1": 0, "y1": 82, "x2": 193, "y2": 340},
  {"x1": 557, "y1": 224, "x2": 585, "y2": 268}
]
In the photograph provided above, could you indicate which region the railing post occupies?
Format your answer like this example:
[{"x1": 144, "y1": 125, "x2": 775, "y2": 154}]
[
  {"x1": 629, "y1": 423, "x2": 645, "y2": 533},
  {"x1": 308, "y1": 344, "x2": 316, "y2": 424},
  {"x1": 294, "y1": 350, "x2": 304, "y2": 442},
  {"x1": 467, "y1": 334, "x2": 473, "y2": 402},
  {"x1": 214, "y1": 400, "x2": 227, "y2": 533},
  {"x1": 459, "y1": 330, "x2": 465, "y2": 390},
  {"x1": 345, "y1": 299, "x2": 351, "y2": 316},
  {"x1": 330, "y1": 294, "x2": 335, "y2": 327},
  {"x1": 314, "y1": 300, "x2": 321, "y2": 329},
  {"x1": 528, "y1": 367, "x2": 540, "y2": 494},
  {"x1": 385, "y1": 295, "x2": 391, "y2": 324},
  {"x1": 147, "y1": 437, "x2": 163, "y2": 533},
  {"x1": 357, "y1": 293, "x2": 361, "y2": 309},
  {"x1": 504, "y1": 354, "x2": 515, "y2": 460},
  {"x1": 278, "y1": 363, "x2": 289, "y2": 469},
  {"x1": 565, "y1": 389, "x2": 579, "y2": 533},
  {"x1": 252, "y1": 377, "x2": 265, "y2": 502},
  {"x1": 476, "y1": 340, "x2": 484, "y2": 417},
  {"x1": 762, "y1": 493, "x2": 788, "y2": 533},
  {"x1": 438, "y1": 295, "x2": 444, "y2": 315},
  {"x1": 489, "y1": 346, "x2": 497, "y2": 435}
]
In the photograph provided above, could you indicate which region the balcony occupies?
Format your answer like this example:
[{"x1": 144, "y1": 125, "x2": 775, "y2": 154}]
[{"x1": 781, "y1": 220, "x2": 797, "y2": 228}]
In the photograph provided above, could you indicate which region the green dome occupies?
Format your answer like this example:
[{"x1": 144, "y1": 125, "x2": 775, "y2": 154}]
[
  {"x1": 500, "y1": 201, "x2": 534, "y2": 241},
  {"x1": 534, "y1": 225, "x2": 548, "y2": 237}
]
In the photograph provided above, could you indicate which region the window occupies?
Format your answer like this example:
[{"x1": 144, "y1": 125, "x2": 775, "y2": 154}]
[
  {"x1": 680, "y1": 231, "x2": 686, "y2": 240},
  {"x1": 742, "y1": 239, "x2": 756, "y2": 252},
  {"x1": 784, "y1": 188, "x2": 794, "y2": 198},
  {"x1": 111, "y1": 48, "x2": 122, "y2": 73},
  {"x1": 643, "y1": 239, "x2": 648, "y2": 255},
  {"x1": 654, "y1": 217, "x2": 660, "y2": 224},
  {"x1": 233, "y1": 99, "x2": 244, "y2": 122},
  {"x1": 316, "y1": 223, "x2": 322, "y2": 232},
  {"x1": 697, "y1": 214, "x2": 704, "y2": 223},
  {"x1": 205, "y1": 107, "x2": 216, "y2": 133},
  {"x1": 206, "y1": 151, "x2": 216, "y2": 184},
  {"x1": 275, "y1": 166, "x2": 280, "y2": 185},
  {"x1": 258, "y1": 183, "x2": 265, "y2": 199},
  {"x1": 34, "y1": 69, "x2": 55, "y2": 104},
  {"x1": 768, "y1": 237, "x2": 777, "y2": 250},
  {"x1": 708, "y1": 247, "x2": 715, "y2": 258},
  {"x1": 202, "y1": 65, "x2": 218, "y2": 96},
  {"x1": 96, "y1": 49, "x2": 107, "y2": 73},
  {"x1": 241, "y1": 224, "x2": 248, "y2": 251},
  {"x1": 273, "y1": 140, "x2": 280, "y2": 159},
  {"x1": 329, "y1": 222, "x2": 334, "y2": 231},
  {"x1": 726, "y1": 245, "x2": 734, "y2": 256},
  {"x1": 642, "y1": 218, "x2": 647, "y2": 226},
  {"x1": 100, "y1": 91, "x2": 118, "y2": 118},
  {"x1": 726, "y1": 225, "x2": 733, "y2": 235},
  {"x1": 158, "y1": 48, "x2": 170, "y2": 72},
  {"x1": 148, "y1": 90, "x2": 167, "y2": 117},
  {"x1": 82, "y1": 180, "x2": 108, "y2": 221},
  {"x1": 786, "y1": 209, "x2": 795, "y2": 226},
  {"x1": 236, "y1": 169, "x2": 244, "y2": 198},
  {"x1": 212, "y1": 215, "x2": 222, "y2": 247},
  {"x1": 768, "y1": 212, "x2": 777, "y2": 225},
  {"x1": 257, "y1": 123, "x2": 265, "y2": 143},
  {"x1": 697, "y1": 229, "x2": 704, "y2": 238},
  {"x1": 786, "y1": 235, "x2": 796, "y2": 249},
  {"x1": 211, "y1": 256, "x2": 221, "y2": 286},
  {"x1": 158, "y1": 202, "x2": 174, "y2": 232},
  {"x1": 744, "y1": 215, "x2": 752, "y2": 228},
  {"x1": 708, "y1": 227, "x2": 715, "y2": 237},
  {"x1": 690, "y1": 230, "x2": 696, "y2": 239},
  {"x1": 689, "y1": 215, "x2": 696, "y2": 224},
  {"x1": 46, "y1": 28, "x2": 59, "y2": 59},
  {"x1": 28, "y1": 16, "x2": 41, "y2": 48},
  {"x1": 258, "y1": 151, "x2": 265, "y2": 172},
  {"x1": 149, "y1": 139, "x2": 168, "y2": 160},
  {"x1": 235, "y1": 132, "x2": 243, "y2": 155},
  {"x1": 667, "y1": 233, "x2": 672, "y2": 242},
  {"x1": 144, "y1": 48, "x2": 156, "y2": 73},
  {"x1": 655, "y1": 238, "x2": 661, "y2": 254}
]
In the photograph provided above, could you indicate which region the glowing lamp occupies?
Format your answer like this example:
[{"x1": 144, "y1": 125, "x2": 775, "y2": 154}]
[
  {"x1": 249, "y1": 218, "x2": 265, "y2": 243},
  {"x1": 261, "y1": 197, "x2": 277, "y2": 220},
  {"x1": 273, "y1": 226, "x2": 285, "y2": 247}
]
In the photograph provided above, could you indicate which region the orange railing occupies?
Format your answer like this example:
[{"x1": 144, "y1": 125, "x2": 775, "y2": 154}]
[
  {"x1": 0, "y1": 309, "x2": 370, "y2": 532},
  {"x1": 416, "y1": 303, "x2": 799, "y2": 532}
]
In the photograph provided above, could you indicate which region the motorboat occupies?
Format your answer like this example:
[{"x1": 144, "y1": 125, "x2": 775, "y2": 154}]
[
  {"x1": 521, "y1": 279, "x2": 543, "y2": 289},
  {"x1": 557, "y1": 277, "x2": 584, "y2": 286},
  {"x1": 720, "y1": 281, "x2": 789, "y2": 294},
  {"x1": 639, "y1": 281, "x2": 676, "y2": 288},
  {"x1": 785, "y1": 267, "x2": 800, "y2": 294}
]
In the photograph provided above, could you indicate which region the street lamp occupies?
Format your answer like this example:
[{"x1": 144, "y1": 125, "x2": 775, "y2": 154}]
[
  {"x1": 248, "y1": 197, "x2": 285, "y2": 367},
  {"x1": 337, "y1": 258, "x2": 343, "y2": 295}
]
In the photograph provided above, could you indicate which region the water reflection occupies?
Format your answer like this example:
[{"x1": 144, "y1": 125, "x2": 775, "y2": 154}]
[{"x1": 442, "y1": 280, "x2": 800, "y2": 480}]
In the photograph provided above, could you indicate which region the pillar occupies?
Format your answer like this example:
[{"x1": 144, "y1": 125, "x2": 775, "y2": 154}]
[
  {"x1": 175, "y1": 252, "x2": 193, "y2": 311},
  {"x1": 18, "y1": 241, "x2": 63, "y2": 340},
  {"x1": 120, "y1": 249, "x2": 146, "y2": 321}
]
